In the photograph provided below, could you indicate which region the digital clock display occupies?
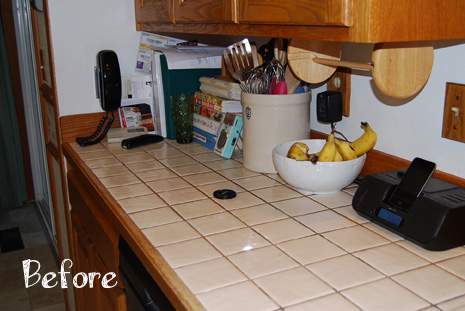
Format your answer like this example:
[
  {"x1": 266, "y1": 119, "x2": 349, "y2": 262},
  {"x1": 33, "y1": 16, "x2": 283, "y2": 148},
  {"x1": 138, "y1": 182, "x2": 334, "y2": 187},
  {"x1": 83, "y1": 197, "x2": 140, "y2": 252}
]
[{"x1": 377, "y1": 208, "x2": 403, "y2": 227}]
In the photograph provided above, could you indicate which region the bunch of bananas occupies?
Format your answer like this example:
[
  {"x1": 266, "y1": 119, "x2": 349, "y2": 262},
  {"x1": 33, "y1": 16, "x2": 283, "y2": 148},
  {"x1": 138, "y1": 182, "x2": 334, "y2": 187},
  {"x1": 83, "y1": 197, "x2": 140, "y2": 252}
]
[{"x1": 286, "y1": 122, "x2": 377, "y2": 163}]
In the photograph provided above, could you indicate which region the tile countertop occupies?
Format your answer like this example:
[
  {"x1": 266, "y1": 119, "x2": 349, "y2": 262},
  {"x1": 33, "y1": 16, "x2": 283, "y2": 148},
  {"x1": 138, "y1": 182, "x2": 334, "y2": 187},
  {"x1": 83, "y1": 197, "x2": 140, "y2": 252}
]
[{"x1": 71, "y1": 140, "x2": 465, "y2": 311}]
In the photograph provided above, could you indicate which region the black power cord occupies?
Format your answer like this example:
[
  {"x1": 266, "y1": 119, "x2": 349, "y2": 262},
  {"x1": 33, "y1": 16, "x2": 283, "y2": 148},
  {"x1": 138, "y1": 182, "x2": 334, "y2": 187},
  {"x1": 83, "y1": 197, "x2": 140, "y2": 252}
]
[{"x1": 76, "y1": 111, "x2": 115, "y2": 146}]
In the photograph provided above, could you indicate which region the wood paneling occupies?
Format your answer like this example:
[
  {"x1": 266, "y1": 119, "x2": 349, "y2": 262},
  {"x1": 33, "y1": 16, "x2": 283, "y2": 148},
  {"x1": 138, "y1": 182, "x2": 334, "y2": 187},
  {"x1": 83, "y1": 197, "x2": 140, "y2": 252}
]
[
  {"x1": 60, "y1": 112, "x2": 121, "y2": 143},
  {"x1": 238, "y1": 0, "x2": 352, "y2": 26},
  {"x1": 310, "y1": 130, "x2": 465, "y2": 187},
  {"x1": 174, "y1": 0, "x2": 235, "y2": 23}
]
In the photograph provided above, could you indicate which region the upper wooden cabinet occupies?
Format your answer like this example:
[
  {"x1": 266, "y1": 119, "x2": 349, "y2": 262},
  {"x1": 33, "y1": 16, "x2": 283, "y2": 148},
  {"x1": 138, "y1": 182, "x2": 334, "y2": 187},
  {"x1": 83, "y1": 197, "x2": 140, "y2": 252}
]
[
  {"x1": 135, "y1": 0, "x2": 465, "y2": 43},
  {"x1": 174, "y1": 0, "x2": 235, "y2": 23},
  {"x1": 135, "y1": 0, "x2": 173, "y2": 23},
  {"x1": 238, "y1": 0, "x2": 352, "y2": 26}
]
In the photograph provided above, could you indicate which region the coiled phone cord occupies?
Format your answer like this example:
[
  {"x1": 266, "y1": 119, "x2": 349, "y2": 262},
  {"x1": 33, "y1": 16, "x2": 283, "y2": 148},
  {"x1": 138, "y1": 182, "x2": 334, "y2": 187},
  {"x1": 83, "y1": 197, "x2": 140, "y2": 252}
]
[{"x1": 76, "y1": 111, "x2": 115, "y2": 146}]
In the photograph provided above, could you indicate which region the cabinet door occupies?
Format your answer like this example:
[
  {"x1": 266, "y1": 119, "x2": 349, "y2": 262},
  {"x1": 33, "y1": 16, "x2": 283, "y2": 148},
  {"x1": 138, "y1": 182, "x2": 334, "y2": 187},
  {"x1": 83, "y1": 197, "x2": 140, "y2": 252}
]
[
  {"x1": 174, "y1": 0, "x2": 235, "y2": 23},
  {"x1": 135, "y1": 0, "x2": 173, "y2": 23},
  {"x1": 238, "y1": 0, "x2": 352, "y2": 26}
]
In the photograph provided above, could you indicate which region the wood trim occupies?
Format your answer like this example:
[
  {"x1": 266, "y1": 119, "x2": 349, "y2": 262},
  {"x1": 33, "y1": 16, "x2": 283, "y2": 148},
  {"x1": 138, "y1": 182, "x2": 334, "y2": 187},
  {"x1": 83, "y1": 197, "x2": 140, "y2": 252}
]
[
  {"x1": 64, "y1": 143, "x2": 204, "y2": 311},
  {"x1": 310, "y1": 130, "x2": 465, "y2": 187},
  {"x1": 60, "y1": 112, "x2": 121, "y2": 143},
  {"x1": 1, "y1": 0, "x2": 34, "y2": 200}
]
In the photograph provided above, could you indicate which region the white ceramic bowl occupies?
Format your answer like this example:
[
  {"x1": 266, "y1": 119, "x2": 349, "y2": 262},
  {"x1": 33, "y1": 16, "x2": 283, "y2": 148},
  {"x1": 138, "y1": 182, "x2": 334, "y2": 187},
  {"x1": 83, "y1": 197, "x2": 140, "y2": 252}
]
[{"x1": 272, "y1": 139, "x2": 366, "y2": 195}]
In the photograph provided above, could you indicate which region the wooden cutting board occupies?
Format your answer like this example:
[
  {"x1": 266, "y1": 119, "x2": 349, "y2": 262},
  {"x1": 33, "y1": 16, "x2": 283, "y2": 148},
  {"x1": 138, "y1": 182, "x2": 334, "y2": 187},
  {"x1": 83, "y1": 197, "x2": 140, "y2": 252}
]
[{"x1": 288, "y1": 40, "x2": 434, "y2": 99}]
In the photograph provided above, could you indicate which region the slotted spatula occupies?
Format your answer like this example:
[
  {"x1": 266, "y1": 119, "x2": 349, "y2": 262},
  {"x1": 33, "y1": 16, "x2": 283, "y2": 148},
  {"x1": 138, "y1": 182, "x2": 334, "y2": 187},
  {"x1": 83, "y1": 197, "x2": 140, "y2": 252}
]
[{"x1": 223, "y1": 39, "x2": 259, "y2": 82}]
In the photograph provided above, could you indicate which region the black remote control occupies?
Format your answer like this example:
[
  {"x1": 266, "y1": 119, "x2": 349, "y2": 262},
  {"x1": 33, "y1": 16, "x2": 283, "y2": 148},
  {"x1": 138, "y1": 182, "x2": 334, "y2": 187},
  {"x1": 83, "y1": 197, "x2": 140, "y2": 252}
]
[{"x1": 121, "y1": 134, "x2": 164, "y2": 149}]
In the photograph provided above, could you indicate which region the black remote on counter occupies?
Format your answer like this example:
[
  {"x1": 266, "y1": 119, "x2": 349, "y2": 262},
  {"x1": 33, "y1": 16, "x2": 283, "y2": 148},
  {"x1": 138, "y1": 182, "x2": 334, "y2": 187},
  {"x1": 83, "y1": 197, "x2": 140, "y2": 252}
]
[{"x1": 121, "y1": 134, "x2": 164, "y2": 149}]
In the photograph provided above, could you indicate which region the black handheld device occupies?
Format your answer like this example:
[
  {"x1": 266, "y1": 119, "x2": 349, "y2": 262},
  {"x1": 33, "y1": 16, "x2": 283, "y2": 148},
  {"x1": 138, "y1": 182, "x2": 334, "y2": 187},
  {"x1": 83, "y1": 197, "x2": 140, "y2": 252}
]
[
  {"x1": 388, "y1": 157, "x2": 436, "y2": 210},
  {"x1": 76, "y1": 50, "x2": 122, "y2": 146}
]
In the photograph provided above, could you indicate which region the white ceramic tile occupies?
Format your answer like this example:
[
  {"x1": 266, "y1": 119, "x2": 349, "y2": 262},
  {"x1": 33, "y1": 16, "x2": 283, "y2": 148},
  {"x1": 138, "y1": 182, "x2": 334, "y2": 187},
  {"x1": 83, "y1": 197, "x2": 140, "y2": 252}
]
[
  {"x1": 393, "y1": 265, "x2": 465, "y2": 304},
  {"x1": 159, "y1": 156, "x2": 198, "y2": 168},
  {"x1": 108, "y1": 183, "x2": 152, "y2": 200},
  {"x1": 183, "y1": 172, "x2": 227, "y2": 186},
  {"x1": 307, "y1": 254, "x2": 384, "y2": 290},
  {"x1": 206, "y1": 228, "x2": 270, "y2": 256},
  {"x1": 71, "y1": 142, "x2": 105, "y2": 153},
  {"x1": 253, "y1": 218, "x2": 314, "y2": 244},
  {"x1": 116, "y1": 152, "x2": 154, "y2": 164},
  {"x1": 334, "y1": 206, "x2": 369, "y2": 224},
  {"x1": 134, "y1": 168, "x2": 178, "y2": 182},
  {"x1": 363, "y1": 223, "x2": 404, "y2": 242},
  {"x1": 129, "y1": 207, "x2": 181, "y2": 229},
  {"x1": 252, "y1": 186, "x2": 302, "y2": 203},
  {"x1": 91, "y1": 164, "x2": 129, "y2": 178},
  {"x1": 272, "y1": 197, "x2": 327, "y2": 217},
  {"x1": 175, "y1": 257, "x2": 247, "y2": 294},
  {"x1": 437, "y1": 295, "x2": 465, "y2": 311},
  {"x1": 126, "y1": 160, "x2": 164, "y2": 172},
  {"x1": 99, "y1": 174, "x2": 141, "y2": 188},
  {"x1": 284, "y1": 293, "x2": 359, "y2": 311},
  {"x1": 278, "y1": 235, "x2": 346, "y2": 265},
  {"x1": 118, "y1": 194, "x2": 167, "y2": 213},
  {"x1": 146, "y1": 177, "x2": 191, "y2": 193},
  {"x1": 323, "y1": 226, "x2": 389, "y2": 252},
  {"x1": 171, "y1": 199, "x2": 223, "y2": 220},
  {"x1": 234, "y1": 175, "x2": 282, "y2": 191},
  {"x1": 188, "y1": 212, "x2": 245, "y2": 235},
  {"x1": 218, "y1": 167, "x2": 260, "y2": 180},
  {"x1": 341, "y1": 278, "x2": 429, "y2": 311},
  {"x1": 85, "y1": 157, "x2": 120, "y2": 168},
  {"x1": 311, "y1": 192, "x2": 353, "y2": 208},
  {"x1": 343, "y1": 186, "x2": 358, "y2": 196},
  {"x1": 354, "y1": 244, "x2": 429, "y2": 276},
  {"x1": 171, "y1": 164, "x2": 211, "y2": 176},
  {"x1": 175, "y1": 143, "x2": 210, "y2": 155},
  {"x1": 203, "y1": 159, "x2": 243, "y2": 171},
  {"x1": 148, "y1": 147, "x2": 185, "y2": 159},
  {"x1": 193, "y1": 152, "x2": 223, "y2": 162},
  {"x1": 231, "y1": 204, "x2": 288, "y2": 226},
  {"x1": 158, "y1": 187, "x2": 206, "y2": 205},
  {"x1": 255, "y1": 267, "x2": 334, "y2": 307},
  {"x1": 157, "y1": 238, "x2": 221, "y2": 268},
  {"x1": 143, "y1": 221, "x2": 200, "y2": 247},
  {"x1": 212, "y1": 191, "x2": 264, "y2": 211},
  {"x1": 197, "y1": 181, "x2": 246, "y2": 198},
  {"x1": 397, "y1": 240, "x2": 465, "y2": 263},
  {"x1": 438, "y1": 255, "x2": 465, "y2": 279},
  {"x1": 197, "y1": 281, "x2": 278, "y2": 311},
  {"x1": 296, "y1": 210, "x2": 356, "y2": 233},
  {"x1": 228, "y1": 246, "x2": 299, "y2": 279},
  {"x1": 79, "y1": 150, "x2": 113, "y2": 160}
]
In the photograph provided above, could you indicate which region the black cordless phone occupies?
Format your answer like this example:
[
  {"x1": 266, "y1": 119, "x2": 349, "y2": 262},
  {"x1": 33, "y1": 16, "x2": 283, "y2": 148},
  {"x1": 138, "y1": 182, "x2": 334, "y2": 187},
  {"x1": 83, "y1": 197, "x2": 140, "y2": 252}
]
[
  {"x1": 389, "y1": 157, "x2": 436, "y2": 210},
  {"x1": 76, "y1": 50, "x2": 121, "y2": 147}
]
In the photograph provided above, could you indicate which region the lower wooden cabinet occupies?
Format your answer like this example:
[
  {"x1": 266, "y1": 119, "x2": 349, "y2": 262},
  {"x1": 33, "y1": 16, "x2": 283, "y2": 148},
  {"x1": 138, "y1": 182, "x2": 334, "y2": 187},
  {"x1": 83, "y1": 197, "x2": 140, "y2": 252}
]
[{"x1": 68, "y1": 172, "x2": 126, "y2": 311}]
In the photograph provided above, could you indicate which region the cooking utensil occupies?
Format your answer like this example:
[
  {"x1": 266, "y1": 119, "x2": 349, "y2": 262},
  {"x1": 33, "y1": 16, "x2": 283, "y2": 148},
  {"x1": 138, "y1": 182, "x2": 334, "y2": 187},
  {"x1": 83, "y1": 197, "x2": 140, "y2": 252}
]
[
  {"x1": 288, "y1": 40, "x2": 434, "y2": 99},
  {"x1": 285, "y1": 66, "x2": 301, "y2": 94},
  {"x1": 223, "y1": 39, "x2": 259, "y2": 81}
]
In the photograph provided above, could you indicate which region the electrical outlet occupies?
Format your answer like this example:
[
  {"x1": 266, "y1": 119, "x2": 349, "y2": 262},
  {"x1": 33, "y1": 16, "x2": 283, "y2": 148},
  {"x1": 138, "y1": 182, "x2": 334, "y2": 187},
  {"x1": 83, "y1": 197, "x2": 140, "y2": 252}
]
[
  {"x1": 327, "y1": 68, "x2": 351, "y2": 117},
  {"x1": 442, "y1": 82, "x2": 465, "y2": 143}
]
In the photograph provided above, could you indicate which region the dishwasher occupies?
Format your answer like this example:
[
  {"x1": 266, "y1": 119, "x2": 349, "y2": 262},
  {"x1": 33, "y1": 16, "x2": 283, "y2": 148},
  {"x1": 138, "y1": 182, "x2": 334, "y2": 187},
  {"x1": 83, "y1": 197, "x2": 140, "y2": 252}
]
[{"x1": 119, "y1": 239, "x2": 175, "y2": 311}]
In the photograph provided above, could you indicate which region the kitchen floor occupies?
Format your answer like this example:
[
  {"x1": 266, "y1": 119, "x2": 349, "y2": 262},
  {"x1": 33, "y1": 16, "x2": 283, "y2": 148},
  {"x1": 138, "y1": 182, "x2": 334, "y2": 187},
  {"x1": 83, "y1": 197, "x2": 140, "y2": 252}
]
[{"x1": 0, "y1": 203, "x2": 65, "y2": 311}]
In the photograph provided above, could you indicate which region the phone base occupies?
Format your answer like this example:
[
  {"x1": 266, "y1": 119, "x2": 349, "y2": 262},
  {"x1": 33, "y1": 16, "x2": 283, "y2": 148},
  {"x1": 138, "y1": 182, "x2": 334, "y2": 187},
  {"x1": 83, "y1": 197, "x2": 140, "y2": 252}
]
[{"x1": 353, "y1": 171, "x2": 465, "y2": 251}]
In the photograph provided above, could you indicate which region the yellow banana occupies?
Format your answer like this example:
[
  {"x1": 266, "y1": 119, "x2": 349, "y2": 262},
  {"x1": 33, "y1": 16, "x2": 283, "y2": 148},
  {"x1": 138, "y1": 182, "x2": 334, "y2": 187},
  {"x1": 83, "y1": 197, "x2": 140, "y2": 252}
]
[
  {"x1": 318, "y1": 134, "x2": 336, "y2": 162},
  {"x1": 350, "y1": 122, "x2": 377, "y2": 156},
  {"x1": 334, "y1": 150, "x2": 343, "y2": 162},
  {"x1": 287, "y1": 142, "x2": 310, "y2": 161},
  {"x1": 335, "y1": 139, "x2": 357, "y2": 160}
]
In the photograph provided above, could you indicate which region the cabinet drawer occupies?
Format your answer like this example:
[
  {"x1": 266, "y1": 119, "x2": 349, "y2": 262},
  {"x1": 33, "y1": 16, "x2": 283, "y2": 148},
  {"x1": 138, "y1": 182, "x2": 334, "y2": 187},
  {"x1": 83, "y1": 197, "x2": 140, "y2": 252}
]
[
  {"x1": 174, "y1": 0, "x2": 235, "y2": 23},
  {"x1": 135, "y1": 0, "x2": 173, "y2": 23},
  {"x1": 238, "y1": 0, "x2": 352, "y2": 26}
]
